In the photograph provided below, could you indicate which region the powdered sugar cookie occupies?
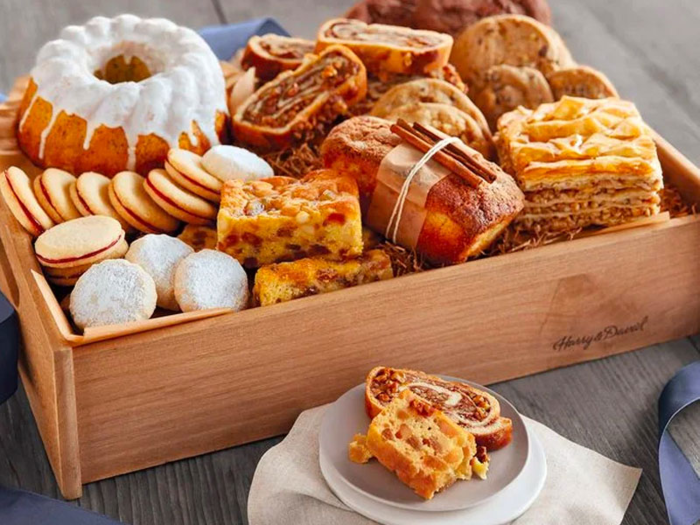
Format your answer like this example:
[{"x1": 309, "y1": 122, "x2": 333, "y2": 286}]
[
  {"x1": 70, "y1": 259, "x2": 157, "y2": 330},
  {"x1": 547, "y1": 66, "x2": 619, "y2": 100},
  {"x1": 473, "y1": 64, "x2": 554, "y2": 129},
  {"x1": 174, "y1": 249, "x2": 249, "y2": 312},
  {"x1": 126, "y1": 234, "x2": 194, "y2": 311},
  {"x1": 201, "y1": 145, "x2": 274, "y2": 183}
]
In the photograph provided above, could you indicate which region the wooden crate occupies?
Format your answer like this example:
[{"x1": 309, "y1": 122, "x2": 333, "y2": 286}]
[{"x1": 1, "y1": 94, "x2": 699, "y2": 499}]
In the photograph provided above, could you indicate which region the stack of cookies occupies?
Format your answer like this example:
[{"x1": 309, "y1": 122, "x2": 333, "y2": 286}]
[
  {"x1": 450, "y1": 15, "x2": 618, "y2": 130},
  {"x1": 497, "y1": 96, "x2": 664, "y2": 232}
]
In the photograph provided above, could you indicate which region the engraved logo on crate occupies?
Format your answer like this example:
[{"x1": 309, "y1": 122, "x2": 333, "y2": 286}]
[{"x1": 553, "y1": 316, "x2": 649, "y2": 351}]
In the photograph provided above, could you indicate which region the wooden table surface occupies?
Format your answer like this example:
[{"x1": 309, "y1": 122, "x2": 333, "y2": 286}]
[{"x1": 0, "y1": 1, "x2": 699, "y2": 524}]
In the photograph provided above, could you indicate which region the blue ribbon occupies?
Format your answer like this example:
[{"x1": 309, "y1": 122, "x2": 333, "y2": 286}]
[{"x1": 658, "y1": 360, "x2": 700, "y2": 525}]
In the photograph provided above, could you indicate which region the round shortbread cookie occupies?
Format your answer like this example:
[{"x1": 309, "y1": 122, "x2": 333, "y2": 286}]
[
  {"x1": 201, "y1": 145, "x2": 274, "y2": 183},
  {"x1": 547, "y1": 66, "x2": 619, "y2": 100},
  {"x1": 43, "y1": 238, "x2": 128, "y2": 286},
  {"x1": 384, "y1": 102, "x2": 495, "y2": 159},
  {"x1": 33, "y1": 169, "x2": 81, "y2": 223},
  {"x1": 126, "y1": 234, "x2": 194, "y2": 311},
  {"x1": 451, "y1": 14, "x2": 575, "y2": 88},
  {"x1": 0, "y1": 167, "x2": 55, "y2": 237},
  {"x1": 472, "y1": 64, "x2": 554, "y2": 129},
  {"x1": 371, "y1": 78, "x2": 491, "y2": 138},
  {"x1": 165, "y1": 149, "x2": 222, "y2": 202},
  {"x1": 70, "y1": 259, "x2": 157, "y2": 330},
  {"x1": 109, "y1": 171, "x2": 180, "y2": 234},
  {"x1": 144, "y1": 169, "x2": 217, "y2": 225},
  {"x1": 174, "y1": 249, "x2": 249, "y2": 313},
  {"x1": 71, "y1": 172, "x2": 134, "y2": 232},
  {"x1": 35, "y1": 215, "x2": 125, "y2": 269}
]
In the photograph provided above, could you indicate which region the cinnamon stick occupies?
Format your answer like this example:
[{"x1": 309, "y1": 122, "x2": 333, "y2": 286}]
[
  {"x1": 391, "y1": 121, "x2": 483, "y2": 189},
  {"x1": 412, "y1": 122, "x2": 498, "y2": 183}
]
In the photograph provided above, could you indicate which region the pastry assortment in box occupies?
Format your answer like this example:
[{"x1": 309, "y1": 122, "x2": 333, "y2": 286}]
[{"x1": 0, "y1": 4, "x2": 690, "y2": 342}]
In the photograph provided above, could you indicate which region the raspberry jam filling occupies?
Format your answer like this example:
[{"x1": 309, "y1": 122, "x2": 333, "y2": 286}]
[
  {"x1": 36, "y1": 233, "x2": 123, "y2": 265},
  {"x1": 111, "y1": 188, "x2": 163, "y2": 233},
  {"x1": 4, "y1": 171, "x2": 45, "y2": 234},
  {"x1": 145, "y1": 177, "x2": 210, "y2": 220}
]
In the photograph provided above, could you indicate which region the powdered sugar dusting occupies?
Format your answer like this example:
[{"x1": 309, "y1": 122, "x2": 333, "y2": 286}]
[
  {"x1": 202, "y1": 145, "x2": 274, "y2": 182},
  {"x1": 125, "y1": 234, "x2": 193, "y2": 311},
  {"x1": 174, "y1": 249, "x2": 249, "y2": 312},
  {"x1": 70, "y1": 259, "x2": 157, "y2": 330}
]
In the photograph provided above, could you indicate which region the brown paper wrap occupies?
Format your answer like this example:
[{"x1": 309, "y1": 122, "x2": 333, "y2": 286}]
[{"x1": 366, "y1": 141, "x2": 454, "y2": 248}]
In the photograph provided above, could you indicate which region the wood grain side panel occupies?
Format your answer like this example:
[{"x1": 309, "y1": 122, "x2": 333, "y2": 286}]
[
  {"x1": 0, "y1": 205, "x2": 82, "y2": 498},
  {"x1": 72, "y1": 215, "x2": 700, "y2": 483}
]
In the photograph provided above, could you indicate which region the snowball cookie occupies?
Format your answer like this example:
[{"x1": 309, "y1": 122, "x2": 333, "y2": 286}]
[
  {"x1": 70, "y1": 259, "x2": 157, "y2": 330},
  {"x1": 174, "y1": 249, "x2": 250, "y2": 312},
  {"x1": 125, "y1": 234, "x2": 194, "y2": 311},
  {"x1": 202, "y1": 145, "x2": 274, "y2": 182}
]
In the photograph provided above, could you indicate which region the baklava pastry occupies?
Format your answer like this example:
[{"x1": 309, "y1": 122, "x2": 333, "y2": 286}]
[
  {"x1": 241, "y1": 34, "x2": 315, "y2": 81},
  {"x1": 232, "y1": 45, "x2": 367, "y2": 150},
  {"x1": 352, "y1": 389, "x2": 478, "y2": 500},
  {"x1": 253, "y1": 249, "x2": 393, "y2": 305},
  {"x1": 217, "y1": 169, "x2": 363, "y2": 268},
  {"x1": 316, "y1": 18, "x2": 453, "y2": 78},
  {"x1": 365, "y1": 366, "x2": 513, "y2": 451},
  {"x1": 321, "y1": 116, "x2": 523, "y2": 265},
  {"x1": 497, "y1": 96, "x2": 663, "y2": 231}
]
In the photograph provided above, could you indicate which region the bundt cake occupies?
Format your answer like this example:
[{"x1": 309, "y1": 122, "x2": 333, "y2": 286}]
[{"x1": 17, "y1": 15, "x2": 229, "y2": 177}]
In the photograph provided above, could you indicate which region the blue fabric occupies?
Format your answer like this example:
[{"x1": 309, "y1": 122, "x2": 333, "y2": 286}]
[
  {"x1": 0, "y1": 293, "x2": 18, "y2": 405},
  {"x1": 0, "y1": 93, "x2": 6, "y2": 103},
  {"x1": 0, "y1": 17, "x2": 289, "y2": 524},
  {"x1": 658, "y1": 360, "x2": 700, "y2": 525},
  {"x1": 198, "y1": 17, "x2": 289, "y2": 60}
]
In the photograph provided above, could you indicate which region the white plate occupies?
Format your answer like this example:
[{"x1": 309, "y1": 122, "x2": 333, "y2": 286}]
[
  {"x1": 319, "y1": 378, "x2": 529, "y2": 512},
  {"x1": 320, "y1": 422, "x2": 547, "y2": 525}
]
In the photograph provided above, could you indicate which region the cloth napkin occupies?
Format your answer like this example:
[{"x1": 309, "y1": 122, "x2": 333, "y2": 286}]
[{"x1": 248, "y1": 406, "x2": 642, "y2": 525}]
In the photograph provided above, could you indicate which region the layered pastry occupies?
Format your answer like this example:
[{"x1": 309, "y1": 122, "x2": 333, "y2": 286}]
[
  {"x1": 321, "y1": 116, "x2": 523, "y2": 265},
  {"x1": 17, "y1": 15, "x2": 229, "y2": 177},
  {"x1": 253, "y1": 249, "x2": 393, "y2": 305},
  {"x1": 316, "y1": 18, "x2": 453, "y2": 79},
  {"x1": 350, "y1": 389, "x2": 479, "y2": 499},
  {"x1": 232, "y1": 45, "x2": 367, "y2": 150},
  {"x1": 241, "y1": 34, "x2": 315, "y2": 81},
  {"x1": 217, "y1": 169, "x2": 363, "y2": 268},
  {"x1": 496, "y1": 96, "x2": 664, "y2": 231},
  {"x1": 365, "y1": 366, "x2": 513, "y2": 450}
]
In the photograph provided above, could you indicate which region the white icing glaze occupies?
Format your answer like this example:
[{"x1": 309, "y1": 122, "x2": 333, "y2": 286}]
[
  {"x1": 22, "y1": 14, "x2": 228, "y2": 170},
  {"x1": 400, "y1": 382, "x2": 463, "y2": 407}
]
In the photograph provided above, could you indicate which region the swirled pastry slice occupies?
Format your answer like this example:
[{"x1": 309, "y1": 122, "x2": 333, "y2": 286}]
[
  {"x1": 365, "y1": 366, "x2": 513, "y2": 450},
  {"x1": 496, "y1": 96, "x2": 663, "y2": 231},
  {"x1": 241, "y1": 34, "x2": 315, "y2": 81},
  {"x1": 316, "y1": 18, "x2": 453, "y2": 78},
  {"x1": 232, "y1": 45, "x2": 367, "y2": 150},
  {"x1": 357, "y1": 389, "x2": 478, "y2": 499},
  {"x1": 217, "y1": 169, "x2": 363, "y2": 267}
]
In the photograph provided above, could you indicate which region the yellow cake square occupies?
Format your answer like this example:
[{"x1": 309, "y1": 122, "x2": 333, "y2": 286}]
[{"x1": 217, "y1": 169, "x2": 363, "y2": 267}]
